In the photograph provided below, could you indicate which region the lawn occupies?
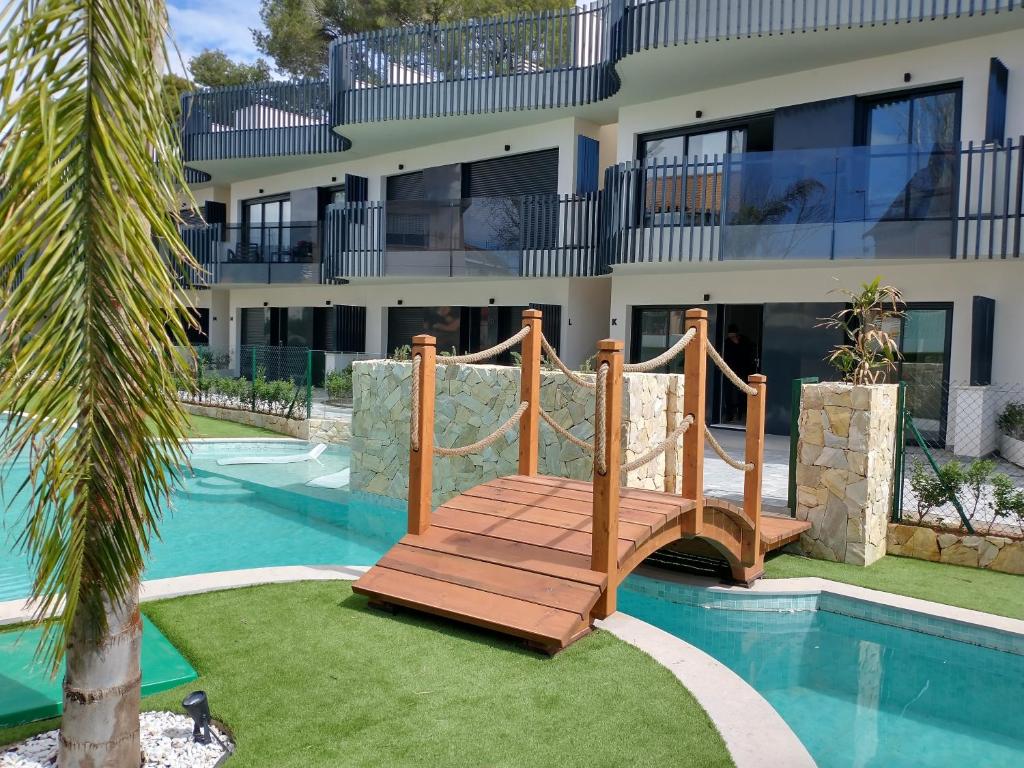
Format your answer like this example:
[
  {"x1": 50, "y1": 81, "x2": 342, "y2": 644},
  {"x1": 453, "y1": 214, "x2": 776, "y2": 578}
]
[
  {"x1": 765, "y1": 553, "x2": 1024, "y2": 620},
  {"x1": 183, "y1": 412, "x2": 280, "y2": 439},
  {"x1": 0, "y1": 582, "x2": 732, "y2": 768}
]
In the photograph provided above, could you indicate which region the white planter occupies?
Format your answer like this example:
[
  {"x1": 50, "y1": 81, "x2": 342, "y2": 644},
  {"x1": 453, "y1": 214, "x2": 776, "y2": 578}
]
[{"x1": 998, "y1": 433, "x2": 1024, "y2": 469}]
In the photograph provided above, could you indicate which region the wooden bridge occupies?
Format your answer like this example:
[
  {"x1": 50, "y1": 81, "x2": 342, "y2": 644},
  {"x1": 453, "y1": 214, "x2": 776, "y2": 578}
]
[{"x1": 354, "y1": 309, "x2": 809, "y2": 653}]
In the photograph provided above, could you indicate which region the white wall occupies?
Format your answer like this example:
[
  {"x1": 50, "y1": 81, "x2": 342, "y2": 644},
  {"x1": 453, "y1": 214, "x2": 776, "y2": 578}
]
[
  {"x1": 608, "y1": 260, "x2": 1024, "y2": 384},
  {"x1": 615, "y1": 29, "x2": 1024, "y2": 161}
]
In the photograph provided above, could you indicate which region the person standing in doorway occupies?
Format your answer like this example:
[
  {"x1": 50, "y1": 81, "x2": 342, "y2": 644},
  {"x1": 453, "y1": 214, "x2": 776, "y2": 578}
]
[{"x1": 723, "y1": 324, "x2": 755, "y2": 424}]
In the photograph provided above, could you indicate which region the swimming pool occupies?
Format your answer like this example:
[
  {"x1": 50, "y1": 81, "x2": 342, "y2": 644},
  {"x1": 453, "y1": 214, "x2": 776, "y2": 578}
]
[
  {"x1": 620, "y1": 575, "x2": 1024, "y2": 768},
  {"x1": 0, "y1": 440, "x2": 404, "y2": 602}
]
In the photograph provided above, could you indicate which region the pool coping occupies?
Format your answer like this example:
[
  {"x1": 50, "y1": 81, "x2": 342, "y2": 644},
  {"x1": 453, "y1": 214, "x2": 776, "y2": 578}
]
[
  {"x1": 596, "y1": 612, "x2": 815, "y2": 768},
  {"x1": 0, "y1": 565, "x2": 812, "y2": 768}
]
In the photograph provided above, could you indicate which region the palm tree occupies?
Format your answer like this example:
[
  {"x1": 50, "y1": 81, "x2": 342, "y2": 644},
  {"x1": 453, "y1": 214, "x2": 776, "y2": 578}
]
[{"x1": 0, "y1": 2, "x2": 197, "y2": 765}]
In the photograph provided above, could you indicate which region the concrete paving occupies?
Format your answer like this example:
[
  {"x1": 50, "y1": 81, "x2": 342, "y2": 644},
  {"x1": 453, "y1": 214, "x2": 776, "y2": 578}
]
[{"x1": 704, "y1": 428, "x2": 791, "y2": 513}]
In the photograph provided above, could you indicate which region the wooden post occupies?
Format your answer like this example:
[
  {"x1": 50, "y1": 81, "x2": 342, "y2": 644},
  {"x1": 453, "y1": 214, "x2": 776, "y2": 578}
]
[
  {"x1": 742, "y1": 374, "x2": 767, "y2": 568},
  {"x1": 681, "y1": 309, "x2": 707, "y2": 536},
  {"x1": 518, "y1": 309, "x2": 543, "y2": 476},
  {"x1": 408, "y1": 334, "x2": 436, "y2": 536},
  {"x1": 591, "y1": 339, "x2": 623, "y2": 619}
]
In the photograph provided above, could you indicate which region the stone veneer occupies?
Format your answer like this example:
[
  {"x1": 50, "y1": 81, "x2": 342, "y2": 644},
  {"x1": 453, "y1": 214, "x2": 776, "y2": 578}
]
[
  {"x1": 795, "y1": 382, "x2": 898, "y2": 566},
  {"x1": 887, "y1": 523, "x2": 1024, "y2": 575},
  {"x1": 182, "y1": 402, "x2": 350, "y2": 444},
  {"x1": 350, "y1": 360, "x2": 684, "y2": 507}
]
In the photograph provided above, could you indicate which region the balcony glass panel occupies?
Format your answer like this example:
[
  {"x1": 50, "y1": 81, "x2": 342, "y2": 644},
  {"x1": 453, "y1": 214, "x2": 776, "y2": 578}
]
[
  {"x1": 720, "y1": 144, "x2": 958, "y2": 261},
  {"x1": 212, "y1": 223, "x2": 320, "y2": 284}
]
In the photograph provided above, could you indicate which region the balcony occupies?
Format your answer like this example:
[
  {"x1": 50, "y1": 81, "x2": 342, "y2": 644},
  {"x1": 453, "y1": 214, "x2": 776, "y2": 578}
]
[
  {"x1": 329, "y1": 0, "x2": 1018, "y2": 126},
  {"x1": 322, "y1": 194, "x2": 600, "y2": 281},
  {"x1": 180, "y1": 80, "x2": 348, "y2": 165},
  {"x1": 177, "y1": 223, "x2": 323, "y2": 286},
  {"x1": 601, "y1": 140, "x2": 1024, "y2": 267}
]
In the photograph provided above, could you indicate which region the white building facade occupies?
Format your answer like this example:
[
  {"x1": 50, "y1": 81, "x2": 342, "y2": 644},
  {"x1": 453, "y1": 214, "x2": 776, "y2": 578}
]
[{"x1": 178, "y1": 1, "x2": 1024, "y2": 437}]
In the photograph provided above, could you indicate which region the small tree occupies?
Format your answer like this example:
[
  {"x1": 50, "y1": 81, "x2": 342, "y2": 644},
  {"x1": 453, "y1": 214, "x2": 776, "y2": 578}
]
[{"x1": 817, "y1": 277, "x2": 905, "y2": 385}]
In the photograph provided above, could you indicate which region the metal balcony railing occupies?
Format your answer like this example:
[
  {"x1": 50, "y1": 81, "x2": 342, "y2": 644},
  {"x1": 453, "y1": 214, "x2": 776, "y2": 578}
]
[
  {"x1": 601, "y1": 140, "x2": 1024, "y2": 265},
  {"x1": 328, "y1": 0, "x2": 1018, "y2": 124},
  {"x1": 180, "y1": 80, "x2": 348, "y2": 162}
]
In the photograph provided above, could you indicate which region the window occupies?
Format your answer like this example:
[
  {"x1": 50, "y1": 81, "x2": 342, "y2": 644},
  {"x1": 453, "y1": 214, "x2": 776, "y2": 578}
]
[
  {"x1": 242, "y1": 195, "x2": 291, "y2": 262},
  {"x1": 862, "y1": 86, "x2": 961, "y2": 221},
  {"x1": 638, "y1": 128, "x2": 747, "y2": 223}
]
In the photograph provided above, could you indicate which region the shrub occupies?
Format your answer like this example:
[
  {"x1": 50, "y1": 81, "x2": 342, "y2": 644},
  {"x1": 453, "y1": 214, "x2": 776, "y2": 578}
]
[
  {"x1": 908, "y1": 457, "x2": 1024, "y2": 535},
  {"x1": 816, "y1": 277, "x2": 904, "y2": 385},
  {"x1": 997, "y1": 402, "x2": 1024, "y2": 441},
  {"x1": 392, "y1": 345, "x2": 411, "y2": 361},
  {"x1": 325, "y1": 368, "x2": 353, "y2": 401}
]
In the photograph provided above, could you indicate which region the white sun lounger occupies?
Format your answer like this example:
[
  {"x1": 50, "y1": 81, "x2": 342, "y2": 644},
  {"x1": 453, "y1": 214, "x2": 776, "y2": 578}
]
[
  {"x1": 306, "y1": 467, "x2": 350, "y2": 489},
  {"x1": 217, "y1": 443, "x2": 328, "y2": 466}
]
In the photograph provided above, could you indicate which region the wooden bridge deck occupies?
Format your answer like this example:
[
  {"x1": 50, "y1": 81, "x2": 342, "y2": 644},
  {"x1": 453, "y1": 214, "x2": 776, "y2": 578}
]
[{"x1": 353, "y1": 475, "x2": 810, "y2": 653}]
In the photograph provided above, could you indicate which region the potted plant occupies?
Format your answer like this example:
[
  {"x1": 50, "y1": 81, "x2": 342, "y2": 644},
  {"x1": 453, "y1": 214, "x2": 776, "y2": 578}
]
[
  {"x1": 816, "y1": 277, "x2": 905, "y2": 384},
  {"x1": 997, "y1": 401, "x2": 1024, "y2": 469}
]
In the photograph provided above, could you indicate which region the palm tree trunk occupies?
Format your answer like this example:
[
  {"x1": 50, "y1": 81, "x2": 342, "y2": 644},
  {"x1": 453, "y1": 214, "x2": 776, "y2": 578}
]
[{"x1": 59, "y1": 585, "x2": 143, "y2": 768}]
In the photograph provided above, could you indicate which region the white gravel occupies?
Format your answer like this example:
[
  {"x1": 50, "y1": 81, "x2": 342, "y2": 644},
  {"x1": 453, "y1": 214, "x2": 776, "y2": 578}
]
[{"x1": 0, "y1": 711, "x2": 233, "y2": 768}]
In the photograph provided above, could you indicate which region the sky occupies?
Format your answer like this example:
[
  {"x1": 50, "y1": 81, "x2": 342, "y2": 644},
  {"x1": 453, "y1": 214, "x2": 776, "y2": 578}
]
[{"x1": 167, "y1": 0, "x2": 266, "y2": 75}]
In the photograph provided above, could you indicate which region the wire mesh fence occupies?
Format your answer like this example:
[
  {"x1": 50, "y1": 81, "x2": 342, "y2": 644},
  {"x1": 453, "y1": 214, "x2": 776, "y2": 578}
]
[
  {"x1": 897, "y1": 380, "x2": 1024, "y2": 538},
  {"x1": 177, "y1": 345, "x2": 313, "y2": 420}
]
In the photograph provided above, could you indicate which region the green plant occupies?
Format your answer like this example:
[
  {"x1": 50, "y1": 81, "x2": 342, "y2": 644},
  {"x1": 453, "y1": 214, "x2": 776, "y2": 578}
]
[
  {"x1": 997, "y1": 402, "x2": 1024, "y2": 441},
  {"x1": 816, "y1": 277, "x2": 905, "y2": 385},
  {"x1": 992, "y1": 474, "x2": 1024, "y2": 534},
  {"x1": 0, "y1": 1, "x2": 195, "y2": 762},
  {"x1": 392, "y1": 344, "x2": 411, "y2": 361},
  {"x1": 325, "y1": 367, "x2": 353, "y2": 401}
]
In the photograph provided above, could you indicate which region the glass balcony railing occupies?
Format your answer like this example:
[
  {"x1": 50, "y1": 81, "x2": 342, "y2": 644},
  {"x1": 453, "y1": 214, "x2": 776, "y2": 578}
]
[
  {"x1": 603, "y1": 140, "x2": 1024, "y2": 264},
  {"x1": 176, "y1": 223, "x2": 322, "y2": 285}
]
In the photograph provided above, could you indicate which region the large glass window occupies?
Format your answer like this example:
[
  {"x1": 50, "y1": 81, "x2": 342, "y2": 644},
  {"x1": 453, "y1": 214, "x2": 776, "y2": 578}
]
[
  {"x1": 241, "y1": 196, "x2": 291, "y2": 262},
  {"x1": 864, "y1": 87, "x2": 960, "y2": 222}
]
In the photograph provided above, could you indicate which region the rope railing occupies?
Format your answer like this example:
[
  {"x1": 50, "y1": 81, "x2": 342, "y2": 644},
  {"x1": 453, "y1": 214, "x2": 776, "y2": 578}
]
[
  {"x1": 438, "y1": 325, "x2": 530, "y2": 365},
  {"x1": 540, "y1": 333, "x2": 596, "y2": 389},
  {"x1": 707, "y1": 343, "x2": 758, "y2": 396},
  {"x1": 621, "y1": 414, "x2": 694, "y2": 473},
  {"x1": 434, "y1": 401, "x2": 530, "y2": 457},
  {"x1": 539, "y1": 408, "x2": 595, "y2": 453},
  {"x1": 410, "y1": 353, "x2": 423, "y2": 451},
  {"x1": 623, "y1": 327, "x2": 696, "y2": 373},
  {"x1": 704, "y1": 425, "x2": 753, "y2": 472}
]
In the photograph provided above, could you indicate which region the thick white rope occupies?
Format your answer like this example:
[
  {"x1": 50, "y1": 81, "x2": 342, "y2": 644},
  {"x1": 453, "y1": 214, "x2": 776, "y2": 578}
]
[
  {"x1": 623, "y1": 327, "x2": 696, "y2": 373},
  {"x1": 704, "y1": 425, "x2": 754, "y2": 472},
  {"x1": 707, "y1": 343, "x2": 758, "y2": 396},
  {"x1": 539, "y1": 408, "x2": 594, "y2": 453},
  {"x1": 621, "y1": 414, "x2": 695, "y2": 473},
  {"x1": 595, "y1": 363, "x2": 608, "y2": 475},
  {"x1": 540, "y1": 333, "x2": 596, "y2": 389},
  {"x1": 437, "y1": 326, "x2": 531, "y2": 365},
  {"x1": 434, "y1": 401, "x2": 529, "y2": 457}
]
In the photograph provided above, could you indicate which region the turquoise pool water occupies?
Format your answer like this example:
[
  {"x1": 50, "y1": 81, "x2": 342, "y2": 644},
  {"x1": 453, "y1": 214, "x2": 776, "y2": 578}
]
[
  {"x1": 620, "y1": 576, "x2": 1024, "y2": 768},
  {"x1": 0, "y1": 440, "x2": 403, "y2": 601}
]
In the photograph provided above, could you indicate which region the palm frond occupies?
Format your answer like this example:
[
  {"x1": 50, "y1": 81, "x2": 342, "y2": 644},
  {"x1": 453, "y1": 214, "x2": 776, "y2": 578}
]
[{"x1": 0, "y1": 0, "x2": 198, "y2": 669}]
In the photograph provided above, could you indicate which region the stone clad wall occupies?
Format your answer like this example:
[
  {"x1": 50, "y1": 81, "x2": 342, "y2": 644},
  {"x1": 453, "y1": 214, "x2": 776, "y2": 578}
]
[
  {"x1": 182, "y1": 402, "x2": 350, "y2": 443},
  {"x1": 887, "y1": 524, "x2": 1024, "y2": 575},
  {"x1": 350, "y1": 360, "x2": 683, "y2": 507},
  {"x1": 795, "y1": 382, "x2": 898, "y2": 566}
]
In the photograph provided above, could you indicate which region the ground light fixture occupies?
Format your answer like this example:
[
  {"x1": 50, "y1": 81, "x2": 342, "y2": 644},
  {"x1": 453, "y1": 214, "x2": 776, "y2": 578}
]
[{"x1": 182, "y1": 691, "x2": 212, "y2": 744}]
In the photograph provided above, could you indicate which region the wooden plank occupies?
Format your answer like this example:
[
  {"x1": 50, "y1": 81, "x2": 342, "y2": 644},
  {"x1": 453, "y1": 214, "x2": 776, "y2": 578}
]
[
  {"x1": 408, "y1": 335, "x2": 436, "y2": 535},
  {"x1": 507, "y1": 474, "x2": 695, "y2": 517},
  {"x1": 354, "y1": 567, "x2": 586, "y2": 646},
  {"x1": 450, "y1": 488, "x2": 655, "y2": 540},
  {"x1": 378, "y1": 544, "x2": 601, "y2": 616},
  {"x1": 760, "y1": 516, "x2": 810, "y2": 550},
  {"x1": 489, "y1": 476, "x2": 682, "y2": 522},
  {"x1": 592, "y1": 339, "x2": 624, "y2": 618},
  {"x1": 432, "y1": 507, "x2": 635, "y2": 563},
  {"x1": 518, "y1": 310, "x2": 543, "y2": 475},
  {"x1": 400, "y1": 528, "x2": 605, "y2": 587}
]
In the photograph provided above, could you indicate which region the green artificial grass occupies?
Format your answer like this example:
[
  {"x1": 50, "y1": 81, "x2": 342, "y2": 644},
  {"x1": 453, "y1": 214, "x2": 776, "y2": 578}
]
[
  {"x1": 765, "y1": 553, "x2": 1024, "y2": 620},
  {"x1": 0, "y1": 582, "x2": 732, "y2": 768},
  {"x1": 183, "y1": 413, "x2": 281, "y2": 439}
]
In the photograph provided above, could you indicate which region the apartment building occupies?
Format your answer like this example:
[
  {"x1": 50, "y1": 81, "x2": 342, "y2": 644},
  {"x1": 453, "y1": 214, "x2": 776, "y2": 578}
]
[{"x1": 178, "y1": 0, "x2": 1024, "y2": 436}]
